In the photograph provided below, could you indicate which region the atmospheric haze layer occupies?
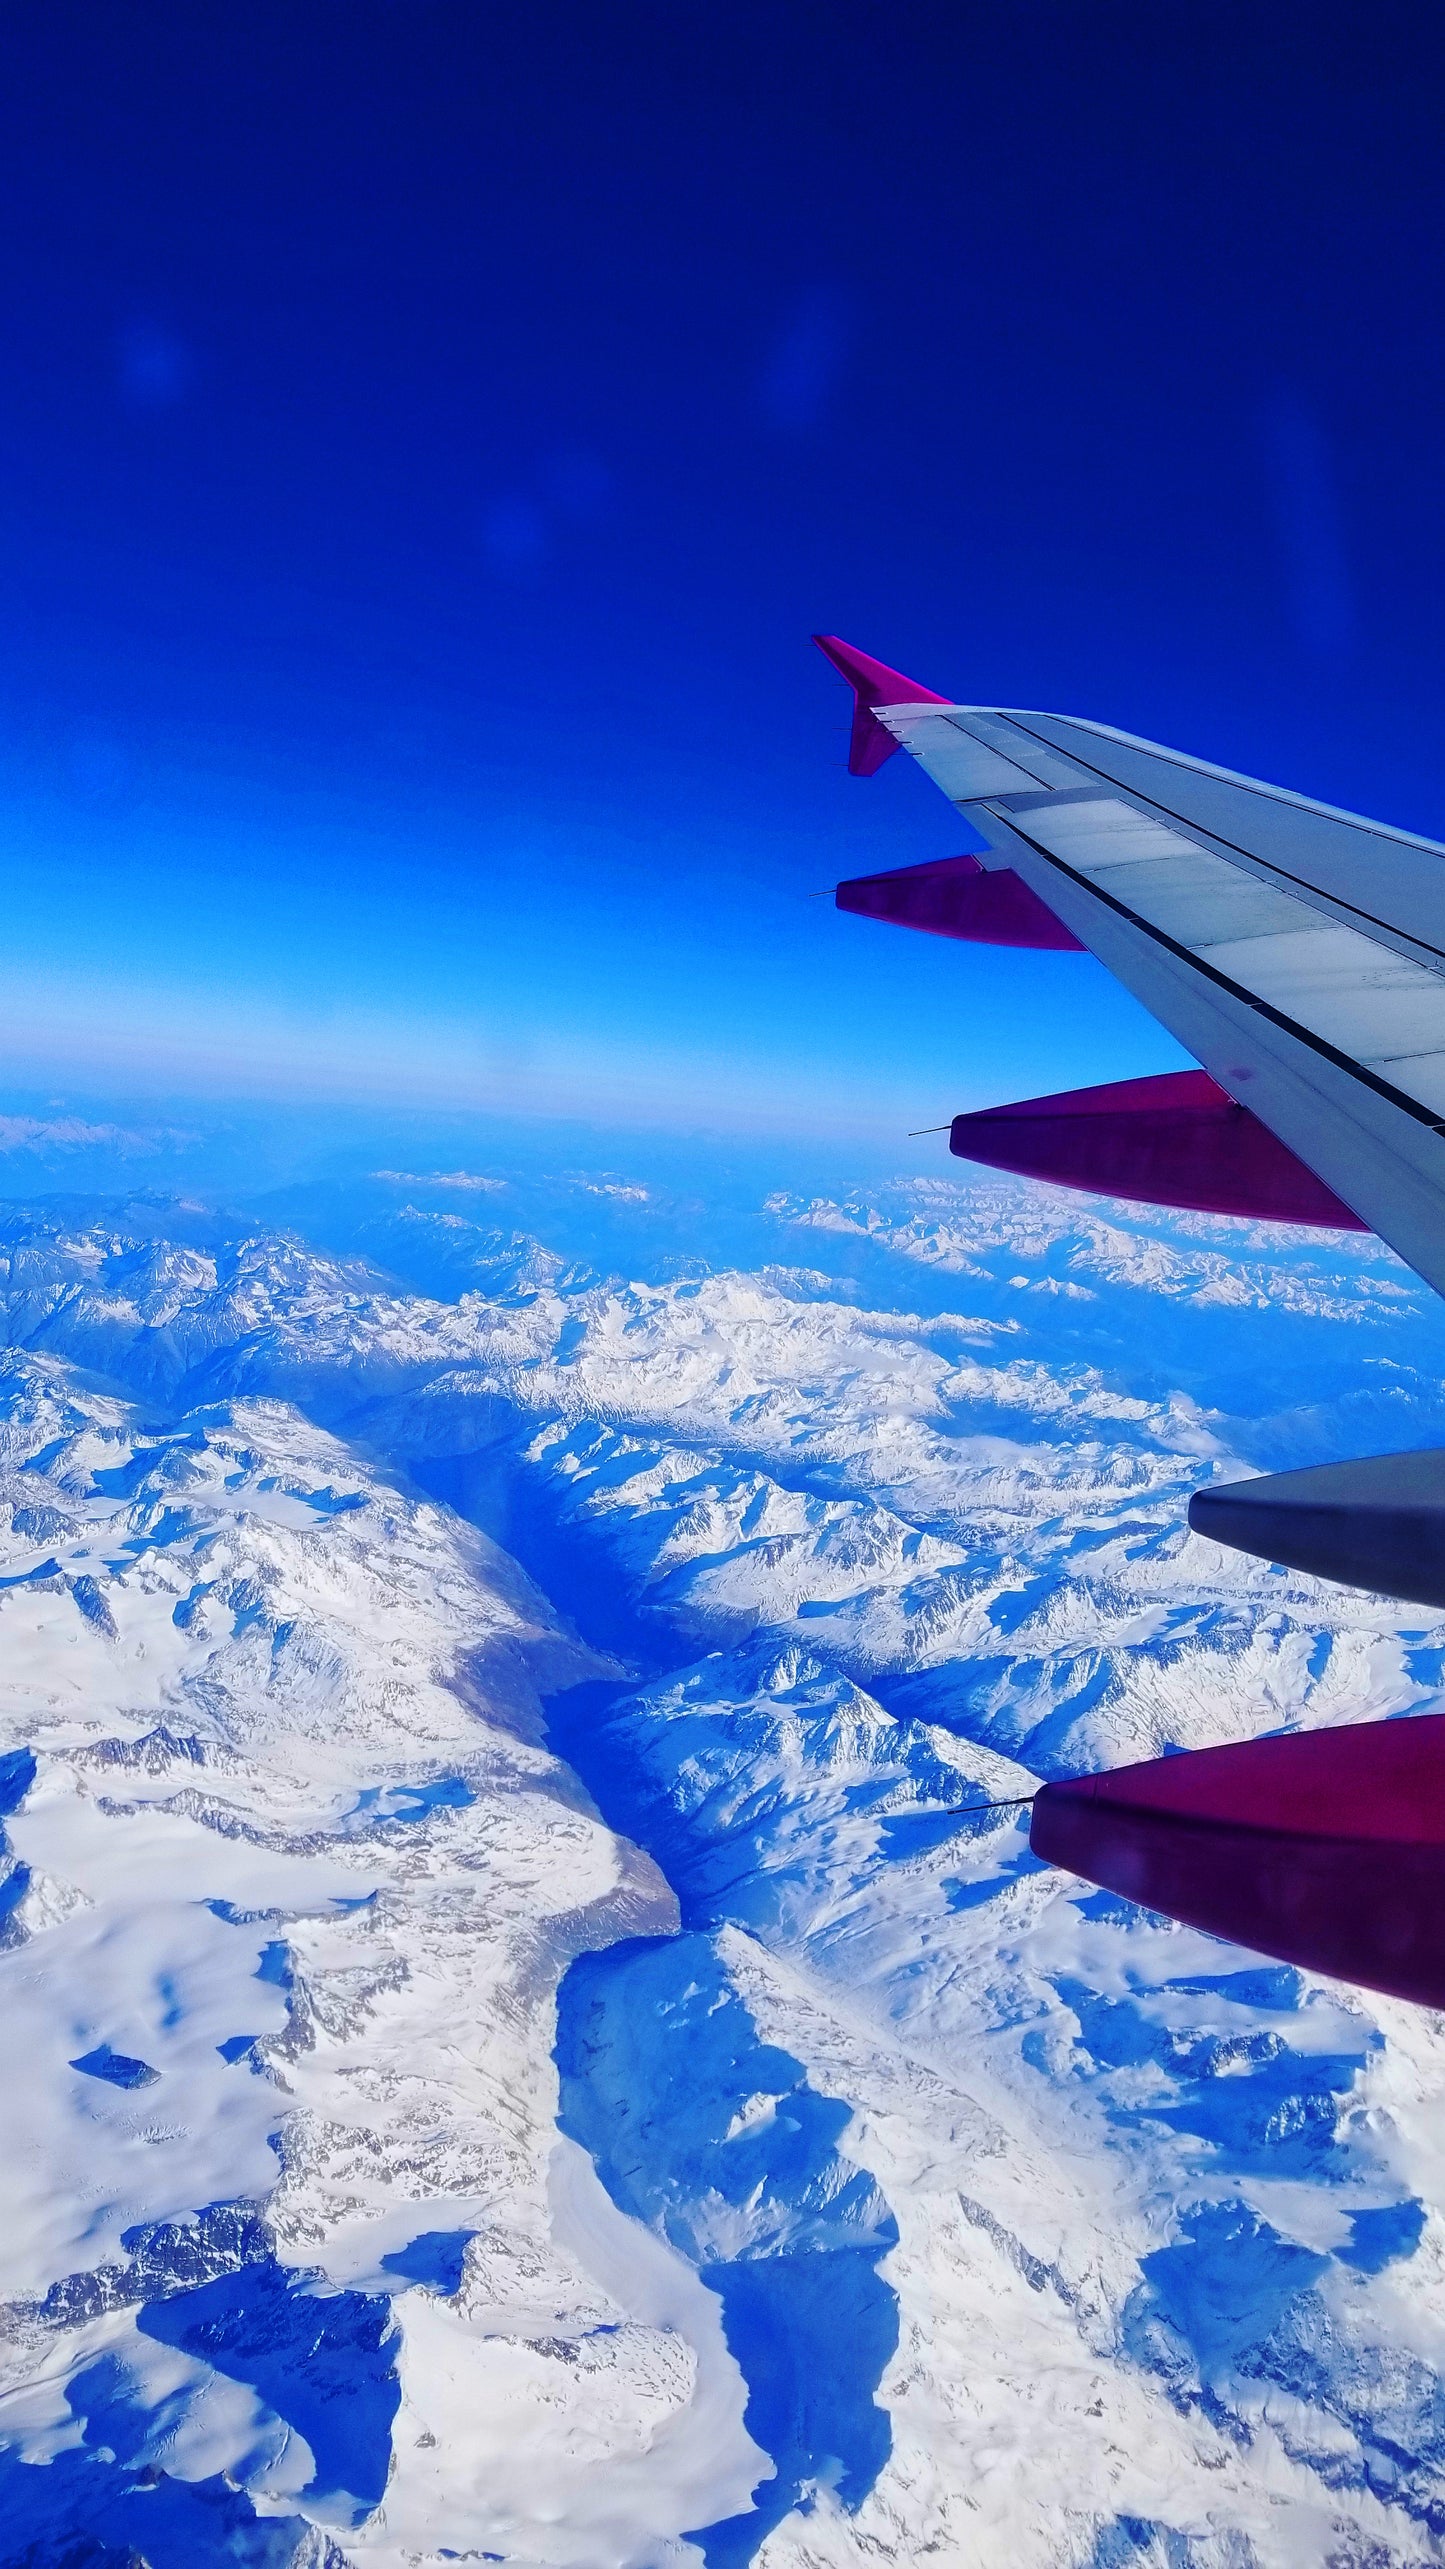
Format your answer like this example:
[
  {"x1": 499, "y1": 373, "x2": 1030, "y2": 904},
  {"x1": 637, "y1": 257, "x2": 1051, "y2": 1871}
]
[{"x1": 0, "y1": 1157, "x2": 1444, "y2": 2566}]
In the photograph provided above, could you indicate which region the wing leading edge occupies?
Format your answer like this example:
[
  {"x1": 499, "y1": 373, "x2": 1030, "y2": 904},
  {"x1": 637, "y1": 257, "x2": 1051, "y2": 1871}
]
[{"x1": 815, "y1": 633, "x2": 1445, "y2": 2003}]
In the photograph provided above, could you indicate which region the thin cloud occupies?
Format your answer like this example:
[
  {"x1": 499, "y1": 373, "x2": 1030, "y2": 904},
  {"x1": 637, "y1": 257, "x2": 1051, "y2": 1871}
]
[
  {"x1": 0, "y1": 1114, "x2": 175, "y2": 1154},
  {"x1": 372, "y1": 1169, "x2": 507, "y2": 1191}
]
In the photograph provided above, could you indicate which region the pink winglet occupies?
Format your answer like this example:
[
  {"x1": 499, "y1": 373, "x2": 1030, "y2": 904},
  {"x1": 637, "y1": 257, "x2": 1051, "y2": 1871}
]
[
  {"x1": 813, "y1": 633, "x2": 950, "y2": 777},
  {"x1": 948, "y1": 1067, "x2": 1367, "y2": 1229},
  {"x1": 1031, "y1": 1713, "x2": 1445, "y2": 2005},
  {"x1": 836, "y1": 854, "x2": 1085, "y2": 949}
]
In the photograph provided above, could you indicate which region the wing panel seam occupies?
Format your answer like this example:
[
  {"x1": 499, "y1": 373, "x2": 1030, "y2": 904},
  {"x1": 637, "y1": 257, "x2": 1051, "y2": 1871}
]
[
  {"x1": 988, "y1": 712, "x2": 1445, "y2": 972},
  {"x1": 999, "y1": 711, "x2": 1445, "y2": 863},
  {"x1": 998, "y1": 812, "x2": 1445, "y2": 1141}
]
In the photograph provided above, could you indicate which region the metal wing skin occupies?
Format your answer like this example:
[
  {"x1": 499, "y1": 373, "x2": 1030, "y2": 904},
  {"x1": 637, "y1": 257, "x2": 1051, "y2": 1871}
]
[
  {"x1": 872, "y1": 682, "x2": 1445, "y2": 1303},
  {"x1": 816, "y1": 634, "x2": 1445, "y2": 2006}
]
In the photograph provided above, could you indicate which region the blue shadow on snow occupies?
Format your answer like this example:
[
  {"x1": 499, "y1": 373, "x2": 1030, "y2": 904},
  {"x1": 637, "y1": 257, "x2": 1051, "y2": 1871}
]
[
  {"x1": 556, "y1": 1931, "x2": 897, "y2": 2569},
  {"x1": 138, "y1": 2261, "x2": 400, "y2": 2520}
]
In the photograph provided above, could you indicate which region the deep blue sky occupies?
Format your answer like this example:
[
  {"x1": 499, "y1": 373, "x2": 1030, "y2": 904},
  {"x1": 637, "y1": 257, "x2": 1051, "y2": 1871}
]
[{"x1": 1, "y1": 1, "x2": 1443, "y2": 1148}]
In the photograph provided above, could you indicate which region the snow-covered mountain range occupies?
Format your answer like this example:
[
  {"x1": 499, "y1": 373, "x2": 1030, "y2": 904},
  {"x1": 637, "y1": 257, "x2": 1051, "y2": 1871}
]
[{"x1": 3, "y1": 1165, "x2": 1445, "y2": 2565}]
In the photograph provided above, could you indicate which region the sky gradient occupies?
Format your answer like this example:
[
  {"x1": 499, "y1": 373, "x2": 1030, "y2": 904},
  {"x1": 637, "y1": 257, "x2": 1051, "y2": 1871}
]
[{"x1": 2, "y1": 2, "x2": 1444, "y2": 1149}]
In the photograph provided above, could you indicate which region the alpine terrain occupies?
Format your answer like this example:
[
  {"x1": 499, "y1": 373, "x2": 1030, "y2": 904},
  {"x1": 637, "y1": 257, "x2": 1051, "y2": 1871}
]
[{"x1": 0, "y1": 1162, "x2": 1443, "y2": 2566}]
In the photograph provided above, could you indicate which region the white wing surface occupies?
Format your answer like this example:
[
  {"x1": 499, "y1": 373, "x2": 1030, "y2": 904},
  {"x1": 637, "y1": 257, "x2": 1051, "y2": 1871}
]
[{"x1": 878, "y1": 699, "x2": 1445, "y2": 1299}]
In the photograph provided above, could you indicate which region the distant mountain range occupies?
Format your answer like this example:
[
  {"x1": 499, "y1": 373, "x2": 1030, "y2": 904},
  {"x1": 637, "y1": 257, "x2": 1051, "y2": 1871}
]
[{"x1": 0, "y1": 1170, "x2": 1442, "y2": 2565}]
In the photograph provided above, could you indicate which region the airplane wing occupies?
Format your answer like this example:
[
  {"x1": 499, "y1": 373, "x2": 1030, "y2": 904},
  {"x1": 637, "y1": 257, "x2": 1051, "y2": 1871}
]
[
  {"x1": 815, "y1": 633, "x2": 1445, "y2": 2004},
  {"x1": 816, "y1": 632, "x2": 1445, "y2": 1300}
]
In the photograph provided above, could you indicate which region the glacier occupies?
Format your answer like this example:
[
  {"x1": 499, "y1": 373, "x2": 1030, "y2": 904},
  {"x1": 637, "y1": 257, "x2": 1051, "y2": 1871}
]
[{"x1": 0, "y1": 1164, "x2": 1443, "y2": 2561}]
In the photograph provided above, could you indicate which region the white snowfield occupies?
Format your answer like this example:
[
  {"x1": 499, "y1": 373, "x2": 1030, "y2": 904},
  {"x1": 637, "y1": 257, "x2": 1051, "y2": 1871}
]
[
  {"x1": 0, "y1": 1360, "x2": 761, "y2": 2562},
  {"x1": 0, "y1": 1175, "x2": 1441, "y2": 2564}
]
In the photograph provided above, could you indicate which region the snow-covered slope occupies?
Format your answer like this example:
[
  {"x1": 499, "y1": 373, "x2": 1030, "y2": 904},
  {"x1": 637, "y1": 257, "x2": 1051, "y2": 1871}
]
[
  {"x1": 0, "y1": 1173, "x2": 1444, "y2": 2564},
  {"x1": 0, "y1": 1354, "x2": 761, "y2": 2564}
]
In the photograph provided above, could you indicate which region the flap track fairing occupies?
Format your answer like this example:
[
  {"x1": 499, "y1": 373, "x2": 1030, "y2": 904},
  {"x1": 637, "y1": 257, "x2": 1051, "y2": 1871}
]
[
  {"x1": 836, "y1": 853, "x2": 1084, "y2": 949},
  {"x1": 1031, "y1": 1714, "x2": 1445, "y2": 2006},
  {"x1": 948, "y1": 1067, "x2": 1367, "y2": 1230}
]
